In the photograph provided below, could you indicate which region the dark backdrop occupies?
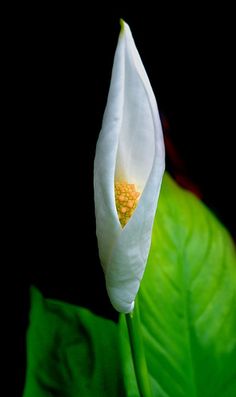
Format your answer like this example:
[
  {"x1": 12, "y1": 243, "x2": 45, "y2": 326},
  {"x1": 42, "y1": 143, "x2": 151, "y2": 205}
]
[{"x1": 16, "y1": 4, "x2": 235, "y2": 395}]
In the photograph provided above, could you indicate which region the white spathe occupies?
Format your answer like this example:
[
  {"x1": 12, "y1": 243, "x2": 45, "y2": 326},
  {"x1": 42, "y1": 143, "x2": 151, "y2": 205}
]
[{"x1": 94, "y1": 20, "x2": 165, "y2": 313}]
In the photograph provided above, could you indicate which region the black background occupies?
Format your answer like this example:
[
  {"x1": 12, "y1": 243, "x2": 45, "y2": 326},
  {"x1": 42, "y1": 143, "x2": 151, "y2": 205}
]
[{"x1": 15, "y1": 4, "x2": 235, "y2": 395}]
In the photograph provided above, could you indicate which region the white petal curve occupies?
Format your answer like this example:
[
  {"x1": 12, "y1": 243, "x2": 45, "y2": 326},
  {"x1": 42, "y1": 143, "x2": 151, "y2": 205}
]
[{"x1": 94, "y1": 21, "x2": 165, "y2": 313}]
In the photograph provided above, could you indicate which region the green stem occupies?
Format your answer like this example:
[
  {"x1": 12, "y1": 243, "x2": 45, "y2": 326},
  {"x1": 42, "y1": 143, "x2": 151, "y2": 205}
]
[{"x1": 125, "y1": 297, "x2": 153, "y2": 397}]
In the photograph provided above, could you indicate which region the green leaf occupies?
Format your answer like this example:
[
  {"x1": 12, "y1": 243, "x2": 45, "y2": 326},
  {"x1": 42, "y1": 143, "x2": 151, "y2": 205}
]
[
  {"x1": 23, "y1": 287, "x2": 124, "y2": 397},
  {"x1": 120, "y1": 173, "x2": 236, "y2": 397}
]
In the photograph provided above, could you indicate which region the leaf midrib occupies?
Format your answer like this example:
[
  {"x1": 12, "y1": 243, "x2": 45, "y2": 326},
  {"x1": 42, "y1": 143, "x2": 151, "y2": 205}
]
[{"x1": 181, "y1": 198, "x2": 198, "y2": 397}]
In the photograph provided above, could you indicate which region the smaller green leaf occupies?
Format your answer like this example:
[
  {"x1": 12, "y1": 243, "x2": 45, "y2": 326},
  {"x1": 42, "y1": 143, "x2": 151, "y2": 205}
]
[{"x1": 23, "y1": 287, "x2": 124, "y2": 397}]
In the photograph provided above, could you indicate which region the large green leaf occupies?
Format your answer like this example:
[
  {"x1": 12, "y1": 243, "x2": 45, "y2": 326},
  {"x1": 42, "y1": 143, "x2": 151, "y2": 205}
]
[
  {"x1": 23, "y1": 287, "x2": 124, "y2": 397},
  {"x1": 120, "y1": 173, "x2": 236, "y2": 397}
]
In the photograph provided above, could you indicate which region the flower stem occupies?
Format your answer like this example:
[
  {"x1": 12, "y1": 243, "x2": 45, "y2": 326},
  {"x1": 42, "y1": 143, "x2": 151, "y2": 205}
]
[{"x1": 125, "y1": 297, "x2": 153, "y2": 397}]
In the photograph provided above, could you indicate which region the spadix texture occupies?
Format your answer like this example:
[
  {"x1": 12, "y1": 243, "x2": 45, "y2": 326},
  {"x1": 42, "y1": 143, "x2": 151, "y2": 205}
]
[{"x1": 94, "y1": 21, "x2": 165, "y2": 313}]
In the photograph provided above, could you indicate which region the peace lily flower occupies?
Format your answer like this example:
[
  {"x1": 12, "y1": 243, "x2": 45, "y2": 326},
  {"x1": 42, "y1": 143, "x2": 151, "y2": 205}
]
[{"x1": 94, "y1": 20, "x2": 165, "y2": 313}]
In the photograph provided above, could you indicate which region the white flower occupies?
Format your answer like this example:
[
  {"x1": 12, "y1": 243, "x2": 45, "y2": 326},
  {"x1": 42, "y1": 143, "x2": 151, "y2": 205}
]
[{"x1": 94, "y1": 20, "x2": 165, "y2": 313}]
